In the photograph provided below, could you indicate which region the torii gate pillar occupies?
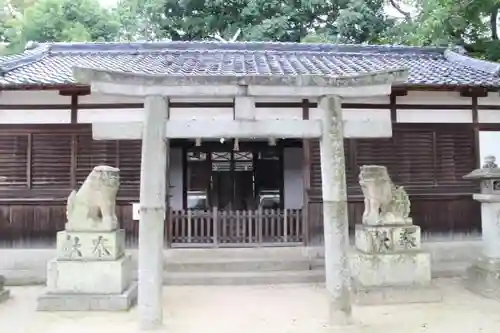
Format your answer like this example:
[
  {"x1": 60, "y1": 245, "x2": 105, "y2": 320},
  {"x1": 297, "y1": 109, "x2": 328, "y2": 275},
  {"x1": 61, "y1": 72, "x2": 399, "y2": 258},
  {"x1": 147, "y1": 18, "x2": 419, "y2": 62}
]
[{"x1": 137, "y1": 96, "x2": 169, "y2": 329}]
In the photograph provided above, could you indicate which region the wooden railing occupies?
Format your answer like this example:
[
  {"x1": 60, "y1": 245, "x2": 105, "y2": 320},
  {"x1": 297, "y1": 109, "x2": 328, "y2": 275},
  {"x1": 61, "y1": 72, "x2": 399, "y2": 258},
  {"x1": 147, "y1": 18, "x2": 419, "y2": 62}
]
[{"x1": 169, "y1": 208, "x2": 304, "y2": 247}]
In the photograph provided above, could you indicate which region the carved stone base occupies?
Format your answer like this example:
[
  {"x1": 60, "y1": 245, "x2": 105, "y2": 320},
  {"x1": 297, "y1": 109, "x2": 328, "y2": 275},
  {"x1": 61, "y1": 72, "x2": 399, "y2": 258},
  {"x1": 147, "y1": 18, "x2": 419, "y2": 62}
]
[
  {"x1": 46, "y1": 254, "x2": 133, "y2": 294},
  {"x1": 351, "y1": 251, "x2": 431, "y2": 287},
  {"x1": 56, "y1": 229, "x2": 125, "y2": 261},
  {"x1": 0, "y1": 275, "x2": 9, "y2": 303},
  {"x1": 355, "y1": 224, "x2": 421, "y2": 254},
  {"x1": 464, "y1": 258, "x2": 500, "y2": 300},
  {"x1": 353, "y1": 283, "x2": 442, "y2": 305},
  {"x1": 37, "y1": 281, "x2": 137, "y2": 311}
]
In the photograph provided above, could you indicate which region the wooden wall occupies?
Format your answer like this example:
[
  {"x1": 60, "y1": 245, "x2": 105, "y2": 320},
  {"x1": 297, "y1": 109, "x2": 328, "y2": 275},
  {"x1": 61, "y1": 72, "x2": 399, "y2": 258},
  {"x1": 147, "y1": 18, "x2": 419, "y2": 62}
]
[
  {"x1": 0, "y1": 124, "x2": 141, "y2": 245},
  {"x1": 306, "y1": 122, "x2": 480, "y2": 241},
  {"x1": 0, "y1": 122, "x2": 481, "y2": 245},
  {"x1": 0, "y1": 88, "x2": 492, "y2": 245}
]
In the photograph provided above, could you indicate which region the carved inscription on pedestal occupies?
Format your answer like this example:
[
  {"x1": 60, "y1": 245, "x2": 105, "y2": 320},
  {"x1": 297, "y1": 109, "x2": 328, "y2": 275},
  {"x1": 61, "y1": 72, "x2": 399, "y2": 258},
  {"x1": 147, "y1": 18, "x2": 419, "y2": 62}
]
[
  {"x1": 92, "y1": 236, "x2": 112, "y2": 258},
  {"x1": 61, "y1": 234, "x2": 83, "y2": 259},
  {"x1": 399, "y1": 228, "x2": 417, "y2": 249},
  {"x1": 371, "y1": 230, "x2": 393, "y2": 253}
]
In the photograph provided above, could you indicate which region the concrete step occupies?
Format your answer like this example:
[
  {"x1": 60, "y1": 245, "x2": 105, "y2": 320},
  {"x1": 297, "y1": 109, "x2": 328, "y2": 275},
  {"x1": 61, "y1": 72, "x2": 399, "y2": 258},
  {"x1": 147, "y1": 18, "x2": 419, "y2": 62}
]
[
  {"x1": 165, "y1": 258, "x2": 319, "y2": 272},
  {"x1": 163, "y1": 269, "x2": 325, "y2": 286},
  {"x1": 431, "y1": 261, "x2": 468, "y2": 278},
  {"x1": 2, "y1": 262, "x2": 469, "y2": 286}
]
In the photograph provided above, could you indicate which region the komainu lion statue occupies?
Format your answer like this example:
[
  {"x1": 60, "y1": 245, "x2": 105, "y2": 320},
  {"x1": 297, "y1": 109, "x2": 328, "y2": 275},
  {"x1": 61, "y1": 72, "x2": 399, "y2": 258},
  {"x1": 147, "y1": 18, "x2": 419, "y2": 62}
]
[
  {"x1": 359, "y1": 165, "x2": 411, "y2": 225},
  {"x1": 66, "y1": 165, "x2": 120, "y2": 230}
]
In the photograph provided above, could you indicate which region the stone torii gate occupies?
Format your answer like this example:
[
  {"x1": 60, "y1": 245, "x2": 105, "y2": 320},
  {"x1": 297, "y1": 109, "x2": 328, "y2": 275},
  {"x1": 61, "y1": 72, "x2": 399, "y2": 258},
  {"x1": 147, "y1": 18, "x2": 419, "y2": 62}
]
[{"x1": 73, "y1": 66, "x2": 408, "y2": 330}]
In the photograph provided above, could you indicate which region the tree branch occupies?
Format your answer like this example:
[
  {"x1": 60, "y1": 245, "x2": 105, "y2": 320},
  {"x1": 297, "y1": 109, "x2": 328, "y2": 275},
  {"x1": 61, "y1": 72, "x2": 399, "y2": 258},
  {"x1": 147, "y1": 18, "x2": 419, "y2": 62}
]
[
  {"x1": 388, "y1": 0, "x2": 411, "y2": 21},
  {"x1": 491, "y1": 5, "x2": 499, "y2": 40}
]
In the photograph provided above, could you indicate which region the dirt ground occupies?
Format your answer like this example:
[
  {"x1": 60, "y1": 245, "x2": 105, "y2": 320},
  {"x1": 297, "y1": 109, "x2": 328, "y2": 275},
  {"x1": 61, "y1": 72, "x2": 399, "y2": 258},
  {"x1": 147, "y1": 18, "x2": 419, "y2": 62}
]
[{"x1": 1, "y1": 278, "x2": 499, "y2": 333}]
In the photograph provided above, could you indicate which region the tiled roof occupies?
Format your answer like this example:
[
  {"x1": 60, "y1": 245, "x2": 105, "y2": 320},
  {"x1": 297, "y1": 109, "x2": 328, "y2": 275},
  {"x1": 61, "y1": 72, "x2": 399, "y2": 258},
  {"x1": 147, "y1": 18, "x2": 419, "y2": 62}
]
[{"x1": 0, "y1": 41, "x2": 499, "y2": 88}]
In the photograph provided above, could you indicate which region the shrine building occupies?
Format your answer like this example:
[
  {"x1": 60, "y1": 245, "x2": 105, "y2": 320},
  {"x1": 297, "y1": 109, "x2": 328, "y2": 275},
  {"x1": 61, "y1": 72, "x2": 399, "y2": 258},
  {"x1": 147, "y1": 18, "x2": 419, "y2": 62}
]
[{"x1": 0, "y1": 41, "x2": 498, "y2": 247}]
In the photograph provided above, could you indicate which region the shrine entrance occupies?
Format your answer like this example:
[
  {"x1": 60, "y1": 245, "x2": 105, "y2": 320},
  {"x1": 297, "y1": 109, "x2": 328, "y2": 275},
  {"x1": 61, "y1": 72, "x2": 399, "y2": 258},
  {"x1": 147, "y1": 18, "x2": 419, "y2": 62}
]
[
  {"x1": 175, "y1": 142, "x2": 289, "y2": 247},
  {"x1": 186, "y1": 142, "x2": 283, "y2": 211},
  {"x1": 210, "y1": 150, "x2": 256, "y2": 211},
  {"x1": 73, "y1": 65, "x2": 408, "y2": 329}
]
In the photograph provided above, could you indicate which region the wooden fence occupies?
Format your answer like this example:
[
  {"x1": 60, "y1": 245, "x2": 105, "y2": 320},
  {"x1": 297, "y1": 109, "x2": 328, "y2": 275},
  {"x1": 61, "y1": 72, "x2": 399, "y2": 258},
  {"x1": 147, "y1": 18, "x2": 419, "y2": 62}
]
[{"x1": 169, "y1": 208, "x2": 304, "y2": 247}]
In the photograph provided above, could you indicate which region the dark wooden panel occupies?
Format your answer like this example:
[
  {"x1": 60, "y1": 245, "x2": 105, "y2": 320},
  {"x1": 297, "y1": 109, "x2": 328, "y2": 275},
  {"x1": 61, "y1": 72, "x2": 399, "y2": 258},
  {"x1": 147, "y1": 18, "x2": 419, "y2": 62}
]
[
  {"x1": 0, "y1": 134, "x2": 29, "y2": 187},
  {"x1": 0, "y1": 201, "x2": 139, "y2": 245},
  {"x1": 0, "y1": 203, "x2": 66, "y2": 244},
  {"x1": 117, "y1": 140, "x2": 141, "y2": 195},
  {"x1": 31, "y1": 133, "x2": 72, "y2": 189},
  {"x1": 392, "y1": 130, "x2": 435, "y2": 185},
  {"x1": 310, "y1": 124, "x2": 477, "y2": 199},
  {"x1": 116, "y1": 203, "x2": 138, "y2": 244},
  {"x1": 307, "y1": 194, "x2": 480, "y2": 243},
  {"x1": 310, "y1": 140, "x2": 321, "y2": 195},
  {"x1": 354, "y1": 128, "x2": 435, "y2": 186},
  {"x1": 76, "y1": 135, "x2": 117, "y2": 185},
  {"x1": 435, "y1": 126, "x2": 475, "y2": 185}
]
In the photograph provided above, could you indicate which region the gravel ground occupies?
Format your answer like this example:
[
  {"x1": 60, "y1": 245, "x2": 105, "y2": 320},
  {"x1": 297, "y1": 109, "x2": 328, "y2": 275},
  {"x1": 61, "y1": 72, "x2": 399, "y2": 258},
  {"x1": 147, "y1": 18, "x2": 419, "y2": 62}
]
[{"x1": 0, "y1": 278, "x2": 499, "y2": 333}]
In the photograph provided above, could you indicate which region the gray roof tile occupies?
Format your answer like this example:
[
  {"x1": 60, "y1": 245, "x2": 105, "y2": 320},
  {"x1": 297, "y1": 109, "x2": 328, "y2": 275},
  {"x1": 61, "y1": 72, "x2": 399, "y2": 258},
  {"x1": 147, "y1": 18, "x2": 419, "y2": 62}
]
[{"x1": 0, "y1": 41, "x2": 499, "y2": 88}]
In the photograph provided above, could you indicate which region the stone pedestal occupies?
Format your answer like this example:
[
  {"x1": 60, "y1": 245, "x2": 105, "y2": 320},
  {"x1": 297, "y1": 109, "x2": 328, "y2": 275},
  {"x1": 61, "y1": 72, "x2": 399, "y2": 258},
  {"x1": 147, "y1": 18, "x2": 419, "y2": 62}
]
[
  {"x1": 0, "y1": 275, "x2": 9, "y2": 303},
  {"x1": 37, "y1": 166, "x2": 137, "y2": 311},
  {"x1": 351, "y1": 165, "x2": 440, "y2": 304},
  {"x1": 37, "y1": 229, "x2": 137, "y2": 311},
  {"x1": 352, "y1": 224, "x2": 440, "y2": 304},
  {"x1": 465, "y1": 258, "x2": 500, "y2": 299}
]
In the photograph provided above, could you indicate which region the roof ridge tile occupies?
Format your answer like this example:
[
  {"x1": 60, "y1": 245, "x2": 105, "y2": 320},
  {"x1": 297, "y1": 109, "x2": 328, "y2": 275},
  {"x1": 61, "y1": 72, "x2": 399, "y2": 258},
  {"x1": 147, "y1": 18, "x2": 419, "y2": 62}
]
[
  {"x1": 0, "y1": 45, "x2": 50, "y2": 76},
  {"x1": 45, "y1": 41, "x2": 447, "y2": 56},
  {"x1": 444, "y1": 49, "x2": 500, "y2": 77}
]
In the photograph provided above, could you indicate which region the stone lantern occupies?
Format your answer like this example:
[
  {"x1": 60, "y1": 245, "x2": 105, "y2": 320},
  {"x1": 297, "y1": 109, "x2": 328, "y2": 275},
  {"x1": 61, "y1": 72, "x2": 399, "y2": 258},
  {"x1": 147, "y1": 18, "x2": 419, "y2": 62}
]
[{"x1": 463, "y1": 155, "x2": 500, "y2": 299}]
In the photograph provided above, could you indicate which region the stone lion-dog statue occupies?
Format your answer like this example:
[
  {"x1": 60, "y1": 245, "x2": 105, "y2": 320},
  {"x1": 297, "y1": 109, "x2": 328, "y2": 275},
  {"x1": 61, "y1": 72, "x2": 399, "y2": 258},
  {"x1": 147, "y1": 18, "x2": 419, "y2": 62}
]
[
  {"x1": 66, "y1": 165, "x2": 120, "y2": 231},
  {"x1": 359, "y1": 165, "x2": 411, "y2": 225}
]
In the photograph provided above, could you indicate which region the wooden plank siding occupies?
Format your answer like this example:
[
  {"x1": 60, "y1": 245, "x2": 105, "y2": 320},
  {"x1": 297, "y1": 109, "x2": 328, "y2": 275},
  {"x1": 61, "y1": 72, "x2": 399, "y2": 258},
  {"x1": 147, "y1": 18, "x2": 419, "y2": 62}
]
[
  {"x1": 307, "y1": 123, "x2": 480, "y2": 241},
  {"x1": 0, "y1": 124, "x2": 140, "y2": 245},
  {"x1": 0, "y1": 95, "x2": 486, "y2": 246}
]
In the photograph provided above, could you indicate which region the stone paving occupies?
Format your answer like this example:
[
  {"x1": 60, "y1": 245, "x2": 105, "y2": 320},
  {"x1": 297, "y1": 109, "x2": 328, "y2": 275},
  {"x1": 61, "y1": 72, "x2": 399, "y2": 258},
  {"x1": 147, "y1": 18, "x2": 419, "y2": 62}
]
[{"x1": 1, "y1": 278, "x2": 499, "y2": 333}]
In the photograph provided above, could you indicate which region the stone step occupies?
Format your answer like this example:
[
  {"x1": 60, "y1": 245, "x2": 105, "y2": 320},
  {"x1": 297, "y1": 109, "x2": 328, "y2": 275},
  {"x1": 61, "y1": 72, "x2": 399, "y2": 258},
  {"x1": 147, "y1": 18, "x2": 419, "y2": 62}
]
[
  {"x1": 163, "y1": 269, "x2": 325, "y2": 286},
  {"x1": 165, "y1": 258, "x2": 320, "y2": 272},
  {"x1": 431, "y1": 261, "x2": 469, "y2": 278},
  {"x1": 1, "y1": 261, "x2": 467, "y2": 286},
  {"x1": 164, "y1": 247, "x2": 309, "y2": 261},
  {"x1": 353, "y1": 283, "x2": 443, "y2": 305}
]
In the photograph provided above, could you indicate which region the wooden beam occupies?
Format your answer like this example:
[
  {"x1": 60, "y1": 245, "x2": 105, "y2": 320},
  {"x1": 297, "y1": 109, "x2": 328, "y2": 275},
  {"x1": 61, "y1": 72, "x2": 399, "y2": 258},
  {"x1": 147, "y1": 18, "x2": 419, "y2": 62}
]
[
  {"x1": 389, "y1": 93, "x2": 397, "y2": 123},
  {"x1": 460, "y1": 87, "x2": 488, "y2": 98},
  {"x1": 301, "y1": 98, "x2": 311, "y2": 245},
  {"x1": 58, "y1": 87, "x2": 91, "y2": 96},
  {"x1": 472, "y1": 96, "x2": 481, "y2": 168},
  {"x1": 391, "y1": 87, "x2": 408, "y2": 97},
  {"x1": 70, "y1": 95, "x2": 78, "y2": 124},
  {"x1": 26, "y1": 133, "x2": 32, "y2": 189}
]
